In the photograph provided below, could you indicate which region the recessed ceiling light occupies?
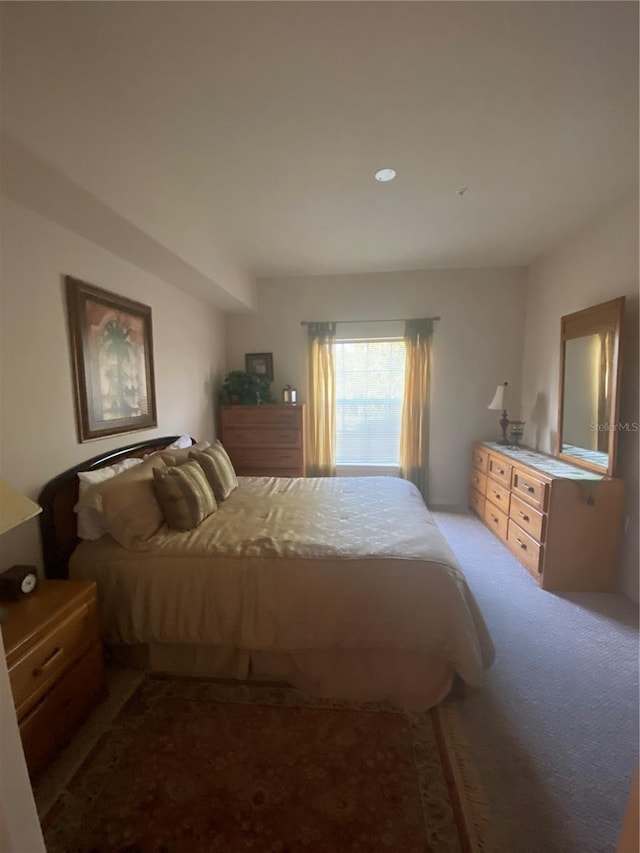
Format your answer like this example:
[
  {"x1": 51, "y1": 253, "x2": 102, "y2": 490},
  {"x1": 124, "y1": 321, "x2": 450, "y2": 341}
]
[{"x1": 375, "y1": 168, "x2": 397, "y2": 182}]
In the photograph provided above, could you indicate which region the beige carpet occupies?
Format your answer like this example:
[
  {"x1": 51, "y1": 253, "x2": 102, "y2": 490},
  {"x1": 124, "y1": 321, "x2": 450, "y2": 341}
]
[{"x1": 433, "y1": 510, "x2": 639, "y2": 853}]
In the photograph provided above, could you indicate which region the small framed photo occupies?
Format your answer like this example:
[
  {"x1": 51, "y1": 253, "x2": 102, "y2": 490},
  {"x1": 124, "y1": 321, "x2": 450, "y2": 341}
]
[{"x1": 245, "y1": 352, "x2": 274, "y2": 382}]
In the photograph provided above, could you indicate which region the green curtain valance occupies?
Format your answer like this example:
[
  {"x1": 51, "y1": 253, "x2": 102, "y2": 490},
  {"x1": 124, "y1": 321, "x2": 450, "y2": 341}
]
[
  {"x1": 307, "y1": 322, "x2": 337, "y2": 342},
  {"x1": 403, "y1": 318, "x2": 434, "y2": 343}
]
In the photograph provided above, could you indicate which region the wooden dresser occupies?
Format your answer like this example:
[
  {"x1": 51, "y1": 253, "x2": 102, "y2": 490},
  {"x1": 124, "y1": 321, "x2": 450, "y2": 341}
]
[
  {"x1": 1, "y1": 579, "x2": 106, "y2": 779},
  {"x1": 221, "y1": 404, "x2": 306, "y2": 477},
  {"x1": 468, "y1": 441, "x2": 624, "y2": 591}
]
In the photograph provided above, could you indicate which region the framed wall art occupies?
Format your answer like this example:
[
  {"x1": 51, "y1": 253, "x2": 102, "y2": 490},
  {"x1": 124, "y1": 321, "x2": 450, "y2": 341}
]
[
  {"x1": 245, "y1": 352, "x2": 274, "y2": 382},
  {"x1": 65, "y1": 276, "x2": 158, "y2": 442}
]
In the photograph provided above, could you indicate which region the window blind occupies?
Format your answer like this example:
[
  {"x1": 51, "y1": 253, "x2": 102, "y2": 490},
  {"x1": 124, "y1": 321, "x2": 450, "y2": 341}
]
[{"x1": 335, "y1": 338, "x2": 406, "y2": 465}]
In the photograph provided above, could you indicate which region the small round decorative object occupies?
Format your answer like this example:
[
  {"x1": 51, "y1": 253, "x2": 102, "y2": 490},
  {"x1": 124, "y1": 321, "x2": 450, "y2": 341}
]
[
  {"x1": 20, "y1": 572, "x2": 37, "y2": 595},
  {"x1": 0, "y1": 565, "x2": 39, "y2": 600}
]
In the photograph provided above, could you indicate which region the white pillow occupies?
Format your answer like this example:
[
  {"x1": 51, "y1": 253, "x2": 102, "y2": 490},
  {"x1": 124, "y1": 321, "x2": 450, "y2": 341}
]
[
  {"x1": 166, "y1": 434, "x2": 193, "y2": 449},
  {"x1": 75, "y1": 457, "x2": 143, "y2": 540}
]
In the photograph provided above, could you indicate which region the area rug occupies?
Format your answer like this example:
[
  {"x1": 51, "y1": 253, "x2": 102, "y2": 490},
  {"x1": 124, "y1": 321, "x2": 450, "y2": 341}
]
[{"x1": 42, "y1": 676, "x2": 492, "y2": 853}]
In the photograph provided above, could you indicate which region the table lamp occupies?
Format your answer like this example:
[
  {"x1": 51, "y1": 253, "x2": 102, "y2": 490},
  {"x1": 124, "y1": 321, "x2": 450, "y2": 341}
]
[{"x1": 487, "y1": 381, "x2": 510, "y2": 445}]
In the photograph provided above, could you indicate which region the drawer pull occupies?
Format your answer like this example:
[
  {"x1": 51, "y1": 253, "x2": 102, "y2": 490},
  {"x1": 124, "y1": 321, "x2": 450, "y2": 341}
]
[
  {"x1": 33, "y1": 646, "x2": 63, "y2": 676},
  {"x1": 493, "y1": 493, "x2": 501, "y2": 501},
  {"x1": 518, "y1": 511, "x2": 530, "y2": 522},
  {"x1": 522, "y1": 482, "x2": 535, "y2": 493},
  {"x1": 496, "y1": 467, "x2": 504, "y2": 475},
  {"x1": 491, "y1": 515, "x2": 498, "y2": 524},
  {"x1": 515, "y1": 537, "x2": 527, "y2": 551}
]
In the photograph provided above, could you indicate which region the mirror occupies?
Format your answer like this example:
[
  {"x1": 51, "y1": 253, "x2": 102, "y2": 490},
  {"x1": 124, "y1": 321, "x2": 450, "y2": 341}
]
[{"x1": 557, "y1": 297, "x2": 625, "y2": 476}]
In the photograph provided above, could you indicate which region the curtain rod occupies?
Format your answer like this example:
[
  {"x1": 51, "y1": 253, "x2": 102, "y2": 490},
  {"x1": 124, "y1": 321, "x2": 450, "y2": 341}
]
[{"x1": 300, "y1": 316, "x2": 441, "y2": 326}]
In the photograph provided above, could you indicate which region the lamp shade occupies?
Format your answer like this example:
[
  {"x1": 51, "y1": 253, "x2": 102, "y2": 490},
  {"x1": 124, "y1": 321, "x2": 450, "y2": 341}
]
[
  {"x1": 0, "y1": 479, "x2": 42, "y2": 535},
  {"x1": 487, "y1": 382, "x2": 509, "y2": 411}
]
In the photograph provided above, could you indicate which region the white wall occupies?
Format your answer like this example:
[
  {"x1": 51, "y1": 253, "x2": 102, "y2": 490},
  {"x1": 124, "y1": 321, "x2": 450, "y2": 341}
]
[
  {"x1": 522, "y1": 194, "x2": 639, "y2": 601},
  {"x1": 0, "y1": 196, "x2": 226, "y2": 572},
  {"x1": 225, "y1": 267, "x2": 527, "y2": 506}
]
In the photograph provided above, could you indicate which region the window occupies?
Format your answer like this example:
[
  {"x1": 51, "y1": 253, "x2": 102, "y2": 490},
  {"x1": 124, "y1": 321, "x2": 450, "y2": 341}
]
[{"x1": 335, "y1": 338, "x2": 406, "y2": 465}]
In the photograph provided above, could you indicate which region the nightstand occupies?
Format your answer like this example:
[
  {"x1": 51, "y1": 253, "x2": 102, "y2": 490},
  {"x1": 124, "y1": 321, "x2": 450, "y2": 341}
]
[{"x1": 1, "y1": 579, "x2": 107, "y2": 779}]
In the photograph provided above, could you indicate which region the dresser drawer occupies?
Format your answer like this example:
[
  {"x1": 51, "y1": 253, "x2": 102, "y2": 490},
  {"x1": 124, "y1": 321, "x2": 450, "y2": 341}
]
[
  {"x1": 468, "y1": 487, "x2": 485, "y2": 516},
  {"x1": 223, "y1": 407, "x2": 301, "y2": 428},
  {"x1": 484, "y1": 502, "x2": 508, "y2": 542},
  {"x1": 224, "y1": 427, "x2": 301, "y2": 448},
  {"x1": 471, "y1": 445, "x2": 489, "y2": 473},
  {"x1": 231, "y1": 448, "x2": 302, "y2": 469},
  {"x1": 488, "y1": 455, "x2": 512, "y2": 488},
  {"x1": 512, "y1": 467, "x2": 548, "y2": 512},
  {"x1": 468, "y1": 469, "x2": 487, "y2": 495},
  {"x1": 485, "y1": 479, "x2": 511, "y2": 515},
  {"x1": 20, "y1": 642, "x2": 105, "y2": 779},
  {"x1": 9, "y1": 599, "x2": 99, "y2": 719},
  {"x1": 510, "y1": 494, "x2": 545, "y2": 542},
  {"x1": 238, "y1": 467, "x2": 303, "y2": 478},
  {"x1": 507, "y1": 520, "x2": 543, "y2": 576}
]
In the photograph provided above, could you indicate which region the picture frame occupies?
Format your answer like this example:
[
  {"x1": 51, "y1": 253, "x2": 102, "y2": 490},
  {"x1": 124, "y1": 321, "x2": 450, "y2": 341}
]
[
  {"x1": 65, "y1": 276, "x2": 158, "y2": 442},
  {"x1": 245, "y1": 352, "x2": 274, "y2": 382}
]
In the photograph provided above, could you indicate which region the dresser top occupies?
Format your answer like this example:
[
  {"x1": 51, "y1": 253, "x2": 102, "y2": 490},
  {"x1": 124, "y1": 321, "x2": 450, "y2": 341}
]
[{"x1": 479, "y1": 442, "x2": 605, "y2": 481}]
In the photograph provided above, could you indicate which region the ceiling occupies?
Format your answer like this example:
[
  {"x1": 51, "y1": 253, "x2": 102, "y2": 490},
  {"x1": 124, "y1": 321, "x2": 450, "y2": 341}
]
[{"x1": 1, "y1": 1, "x2": 638, "y2": 309}]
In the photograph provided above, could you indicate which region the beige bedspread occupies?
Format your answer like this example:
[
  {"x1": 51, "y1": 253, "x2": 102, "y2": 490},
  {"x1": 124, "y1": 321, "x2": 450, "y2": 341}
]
[{"x1": 70, "y1": 476, "x2": 494, "y2": 688}]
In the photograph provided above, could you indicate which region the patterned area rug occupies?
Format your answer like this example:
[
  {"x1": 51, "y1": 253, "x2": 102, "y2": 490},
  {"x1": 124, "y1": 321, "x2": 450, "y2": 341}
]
[{"x1": 43, "y1": 676, "x2": 491, "y2": 853}]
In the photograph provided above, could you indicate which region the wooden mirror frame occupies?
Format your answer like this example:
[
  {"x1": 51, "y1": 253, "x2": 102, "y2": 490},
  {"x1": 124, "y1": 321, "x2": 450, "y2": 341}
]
[{"x1": 556, "y1": 296, "x2": 625, "y2": 477}]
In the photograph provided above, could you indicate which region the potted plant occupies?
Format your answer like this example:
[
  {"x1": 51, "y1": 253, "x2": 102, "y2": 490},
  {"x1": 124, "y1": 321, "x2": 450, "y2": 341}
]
[{"x1": 219, "y1": 370, "x2": 275, "y2": 406}]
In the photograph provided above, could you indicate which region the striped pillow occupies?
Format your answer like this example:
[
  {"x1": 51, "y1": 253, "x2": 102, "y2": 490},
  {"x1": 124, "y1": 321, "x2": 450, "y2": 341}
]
[
  {"x1": 190, "y1": 441, "x2": 238, "y2": 503},
  {"x1": 153, "y1": 460, "x2": 216, "y2": 531}
]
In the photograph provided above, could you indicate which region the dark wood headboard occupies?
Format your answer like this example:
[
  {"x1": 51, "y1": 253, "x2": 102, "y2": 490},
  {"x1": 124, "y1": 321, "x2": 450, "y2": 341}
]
[{"x1": 38, "y1": 436, "x2": 188, "y2": 579}]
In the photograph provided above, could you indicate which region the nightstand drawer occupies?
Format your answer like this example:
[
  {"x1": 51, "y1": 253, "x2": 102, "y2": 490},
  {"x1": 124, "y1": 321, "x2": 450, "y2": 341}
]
[
  {"x1": 20, "y1": 642, "x2": 105, "y2": 779},
  {"x1": 9, "y1": 599, "x2": 99, "y2": 719}
]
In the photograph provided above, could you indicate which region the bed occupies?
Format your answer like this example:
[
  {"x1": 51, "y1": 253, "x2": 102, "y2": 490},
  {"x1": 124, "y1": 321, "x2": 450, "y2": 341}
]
[{"x1": 39, "y1": 435, "x2": 494, "y2": 710}]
